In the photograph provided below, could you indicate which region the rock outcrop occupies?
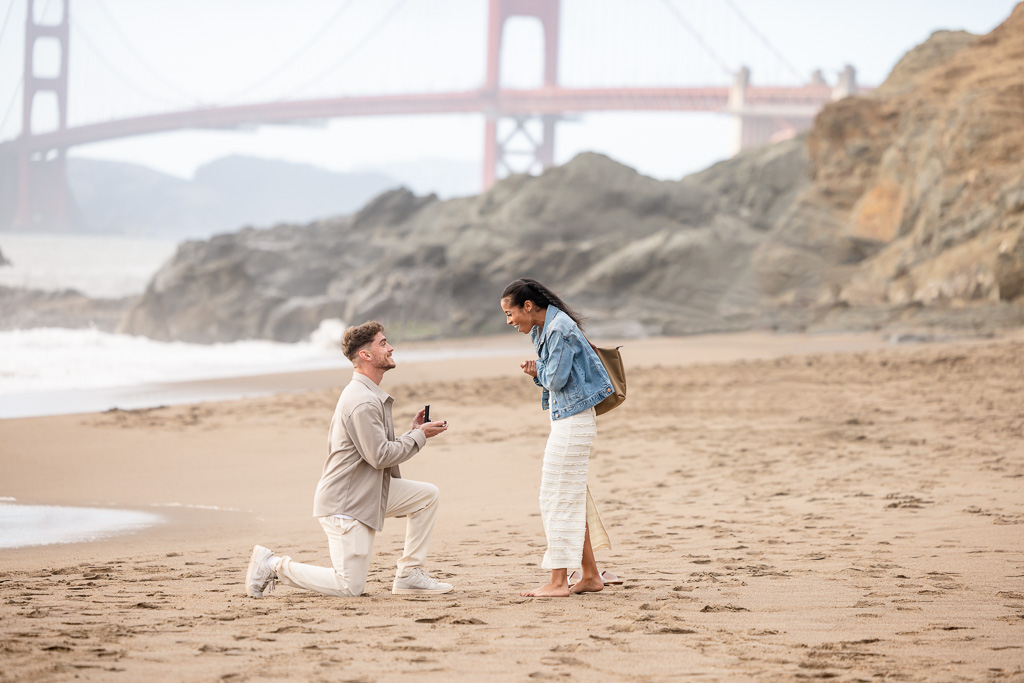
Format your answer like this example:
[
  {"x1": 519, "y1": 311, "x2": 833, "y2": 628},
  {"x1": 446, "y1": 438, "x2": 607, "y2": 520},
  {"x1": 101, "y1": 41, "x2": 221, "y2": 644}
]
[
  {"x1": 121, "y1": 6, "x2": 1024, "y2": 343},
  {"x1": 870, "y1": 30, "x2": 977, "y2": 99},
  {"x1": 802, "y1": 6, "x2": 1024, "y2": 310},
  {"x1": 120, "y1": 138, "x2": 811, "y2": 343},
  {"x1": 0, "y1": 286, "x2": 133, "y2": 332}
]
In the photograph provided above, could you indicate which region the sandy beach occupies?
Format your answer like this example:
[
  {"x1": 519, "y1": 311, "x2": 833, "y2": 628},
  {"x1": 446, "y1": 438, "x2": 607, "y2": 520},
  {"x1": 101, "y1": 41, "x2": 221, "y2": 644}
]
[{"x1": 1, "y1": 331, "x2": 1023, "y2": 682}]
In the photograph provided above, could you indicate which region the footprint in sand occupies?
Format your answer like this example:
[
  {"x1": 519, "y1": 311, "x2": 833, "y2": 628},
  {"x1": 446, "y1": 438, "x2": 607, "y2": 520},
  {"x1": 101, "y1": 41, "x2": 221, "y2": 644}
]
[
  {"x1": 699, "y1": 604, "x2": 749, "y2": 612},
  {"x1": 414, "y1": 615, "x2": 448, "y2": 623},
  {"x1": 540, "y1": 655, "x2": 587, "y2": 667}
]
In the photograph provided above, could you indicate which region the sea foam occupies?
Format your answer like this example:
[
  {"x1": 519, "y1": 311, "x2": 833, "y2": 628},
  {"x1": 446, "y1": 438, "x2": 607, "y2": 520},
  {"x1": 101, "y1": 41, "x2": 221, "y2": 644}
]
[
  {"x1": 0, "y1": 503, "x2": 163, "y2": 549},
  {"x1": 0, "y1": 326, "x2": 343, "y2": 395}
]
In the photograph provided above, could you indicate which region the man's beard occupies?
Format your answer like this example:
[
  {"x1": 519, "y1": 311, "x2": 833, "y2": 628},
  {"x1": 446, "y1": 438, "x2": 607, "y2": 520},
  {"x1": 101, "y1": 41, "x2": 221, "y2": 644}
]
[{"x1": 374, "y1": 356, "x2": 396, "y2": 370}]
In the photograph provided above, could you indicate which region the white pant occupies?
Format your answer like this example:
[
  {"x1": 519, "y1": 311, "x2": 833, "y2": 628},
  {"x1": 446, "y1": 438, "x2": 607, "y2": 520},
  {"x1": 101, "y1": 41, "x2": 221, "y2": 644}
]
[{"x1": 271, "y1": 478, "x2": 440, "y2": 597}]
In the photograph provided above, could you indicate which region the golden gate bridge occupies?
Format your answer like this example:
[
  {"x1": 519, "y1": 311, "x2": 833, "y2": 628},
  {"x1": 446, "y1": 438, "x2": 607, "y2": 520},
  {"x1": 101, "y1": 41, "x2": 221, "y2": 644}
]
[{"x1": 0, "y1": 0, "x2": 863, "y2": 231}]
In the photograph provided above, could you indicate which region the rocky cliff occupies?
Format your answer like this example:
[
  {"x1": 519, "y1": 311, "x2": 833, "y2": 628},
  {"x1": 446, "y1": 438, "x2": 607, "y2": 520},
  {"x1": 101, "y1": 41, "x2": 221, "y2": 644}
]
[
  {"x1": 800, "y1": 6, "x2": 1024, "y2": 312},
  {"x1": 121, "y1": 6, "x2": 1024, "y2": 343}
]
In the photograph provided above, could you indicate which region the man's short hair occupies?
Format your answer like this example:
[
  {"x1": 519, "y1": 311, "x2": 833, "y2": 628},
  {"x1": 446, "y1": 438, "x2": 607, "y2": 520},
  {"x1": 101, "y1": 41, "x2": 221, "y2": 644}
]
[{"x1": 342, "y1": 321, "x2": 386, "y2": 361}]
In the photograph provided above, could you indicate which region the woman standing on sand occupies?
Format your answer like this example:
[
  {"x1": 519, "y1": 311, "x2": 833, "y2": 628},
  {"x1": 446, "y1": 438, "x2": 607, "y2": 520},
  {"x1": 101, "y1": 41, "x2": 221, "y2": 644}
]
[{"x1": 500, "y1": 277, "x2": 617, "y2": 598}]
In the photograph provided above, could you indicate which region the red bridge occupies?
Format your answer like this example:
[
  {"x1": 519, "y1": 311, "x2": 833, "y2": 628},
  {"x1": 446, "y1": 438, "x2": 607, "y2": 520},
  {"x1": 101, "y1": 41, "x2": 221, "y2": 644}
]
[{"x1": 0, "y1": 0, "x2": 862, "y2": 231}]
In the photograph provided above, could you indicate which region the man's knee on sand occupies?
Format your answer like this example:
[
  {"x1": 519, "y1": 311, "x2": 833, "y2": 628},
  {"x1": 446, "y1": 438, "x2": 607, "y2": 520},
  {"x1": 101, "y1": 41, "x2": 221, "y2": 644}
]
[{"x1": 341, "y1": 573, "x2": 367, "y2": 597}]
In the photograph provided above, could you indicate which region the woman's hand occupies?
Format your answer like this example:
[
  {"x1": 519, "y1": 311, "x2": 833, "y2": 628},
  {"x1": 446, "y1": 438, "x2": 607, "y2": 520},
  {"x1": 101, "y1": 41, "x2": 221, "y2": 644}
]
[{"x1": 521, "y1": 359, "x2": 537, "y2": 378}]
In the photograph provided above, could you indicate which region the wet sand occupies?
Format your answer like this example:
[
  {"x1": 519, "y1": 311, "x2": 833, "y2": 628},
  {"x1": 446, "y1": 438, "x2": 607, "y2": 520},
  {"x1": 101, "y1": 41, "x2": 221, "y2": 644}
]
[{"x1": 1, "y1": 331, "x2": 1022, "y2": 681}]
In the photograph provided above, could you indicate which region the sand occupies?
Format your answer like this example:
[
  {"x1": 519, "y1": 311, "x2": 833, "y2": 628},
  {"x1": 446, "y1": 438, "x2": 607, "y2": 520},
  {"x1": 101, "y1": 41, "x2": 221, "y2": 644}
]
[{"x1": 1, "y1": 331, "x2": 1022, "y2": 682}]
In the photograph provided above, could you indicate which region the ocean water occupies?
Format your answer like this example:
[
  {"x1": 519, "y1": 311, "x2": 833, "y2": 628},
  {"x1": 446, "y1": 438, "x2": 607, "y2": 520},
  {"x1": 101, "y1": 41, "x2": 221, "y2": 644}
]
[
  {"x1": 0, "y1": 233, "x2": 524, "y2": 417},
  {"x1": 0, "y1": 324, "x2": 524, "y2": 418},
  {"x1": 0, "y1": 324, "x2": 345, "y2": 395},
  {"x1": 0, "y1": 501, "x2": 164, "y2": 549},
  {"x1": 0, "y1": 233, "x2": 354, "y2": 401},
  {"x1": 0, "y1": 232, "x2": 179, "y2": 298}
]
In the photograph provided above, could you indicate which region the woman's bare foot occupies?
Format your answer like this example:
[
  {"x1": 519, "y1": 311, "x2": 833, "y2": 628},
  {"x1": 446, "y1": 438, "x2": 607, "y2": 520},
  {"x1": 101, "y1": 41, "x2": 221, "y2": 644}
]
[
  {"x1": 520, "y1": 582, "x2": 571, "y2": 597},
  {"x1": 569, "y1": 575, "x2": 604, "y2": 594}
]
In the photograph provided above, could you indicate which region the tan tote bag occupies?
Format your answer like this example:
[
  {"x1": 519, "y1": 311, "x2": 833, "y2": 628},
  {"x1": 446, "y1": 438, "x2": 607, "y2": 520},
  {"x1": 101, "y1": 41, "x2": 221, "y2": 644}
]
[{"x1": 591, "y1": 344, "x2": 626, "y2": 416}]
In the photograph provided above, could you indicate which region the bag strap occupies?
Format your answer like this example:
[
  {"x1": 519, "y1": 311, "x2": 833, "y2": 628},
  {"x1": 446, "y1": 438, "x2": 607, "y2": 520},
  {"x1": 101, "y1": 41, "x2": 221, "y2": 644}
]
[{"x1": 586, "y1": 336, "x2": 623, "y2": 353}]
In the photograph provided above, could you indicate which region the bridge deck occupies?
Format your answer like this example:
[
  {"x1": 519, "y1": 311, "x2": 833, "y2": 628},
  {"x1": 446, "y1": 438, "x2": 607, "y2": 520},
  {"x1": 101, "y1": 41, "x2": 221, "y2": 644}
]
[{"x1": 1, "y1": 85, "x2": 837, "y2": 154}]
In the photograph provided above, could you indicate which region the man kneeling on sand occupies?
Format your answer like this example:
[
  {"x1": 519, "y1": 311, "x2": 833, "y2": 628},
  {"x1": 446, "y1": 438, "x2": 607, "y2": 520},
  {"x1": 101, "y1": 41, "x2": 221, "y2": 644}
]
[{"x1": 245, "y1": 321, "x2": 452, "y2": 597}]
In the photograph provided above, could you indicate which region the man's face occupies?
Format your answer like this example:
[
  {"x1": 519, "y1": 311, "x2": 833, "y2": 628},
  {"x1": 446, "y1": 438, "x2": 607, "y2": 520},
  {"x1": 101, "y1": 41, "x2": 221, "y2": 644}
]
[{"x1": 361, "y1": 331, "x2": 396, "y2": 371}]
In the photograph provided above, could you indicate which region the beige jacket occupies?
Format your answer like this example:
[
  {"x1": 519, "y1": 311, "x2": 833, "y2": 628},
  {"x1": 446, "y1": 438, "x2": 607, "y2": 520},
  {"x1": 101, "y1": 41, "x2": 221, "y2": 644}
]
[{"x1": 312, "y1": 372, "x2": 427, "y2": 530}]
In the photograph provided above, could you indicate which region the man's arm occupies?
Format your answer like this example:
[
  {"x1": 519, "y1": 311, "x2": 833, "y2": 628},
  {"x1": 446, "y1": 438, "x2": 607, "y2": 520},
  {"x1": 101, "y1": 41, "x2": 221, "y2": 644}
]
[{"x1": 347, "y1": 402, "x2": 426, "y2": 470}]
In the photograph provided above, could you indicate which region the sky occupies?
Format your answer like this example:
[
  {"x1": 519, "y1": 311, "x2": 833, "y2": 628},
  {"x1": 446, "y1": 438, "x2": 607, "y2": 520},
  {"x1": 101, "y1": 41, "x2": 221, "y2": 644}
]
[{"x1": 0, "y1": 0, "x2": 1018, "y2": 194}]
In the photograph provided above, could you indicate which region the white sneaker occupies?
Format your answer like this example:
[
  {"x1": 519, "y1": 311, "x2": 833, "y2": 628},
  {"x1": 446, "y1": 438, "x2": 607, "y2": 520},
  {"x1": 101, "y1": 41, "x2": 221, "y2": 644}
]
[
  {"x1": 392, "y1": 568, "x2": 454, "y2": 595},
  {"x1": 245, "y1": 545, "x2": 278, "y2": 597}
]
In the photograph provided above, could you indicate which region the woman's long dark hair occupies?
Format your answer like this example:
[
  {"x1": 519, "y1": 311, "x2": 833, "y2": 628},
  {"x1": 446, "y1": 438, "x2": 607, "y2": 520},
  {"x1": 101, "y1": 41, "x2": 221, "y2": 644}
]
[{"x1": 501, "y1": 278, "x2": 586, "y2": 331}]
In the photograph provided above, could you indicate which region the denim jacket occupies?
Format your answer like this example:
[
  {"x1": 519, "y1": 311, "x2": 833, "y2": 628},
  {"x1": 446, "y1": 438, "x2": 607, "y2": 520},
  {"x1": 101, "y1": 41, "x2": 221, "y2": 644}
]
[{"x1": 531, "y1": 305, "x2": 614, "y2": 420}]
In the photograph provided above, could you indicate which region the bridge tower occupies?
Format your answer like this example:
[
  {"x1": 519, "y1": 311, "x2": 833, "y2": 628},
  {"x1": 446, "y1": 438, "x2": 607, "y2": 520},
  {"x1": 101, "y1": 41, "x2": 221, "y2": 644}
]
[
  {"x1": 483, "y1": 0, "x2": 560, "y2": 190},
  {"x1": 728, "y1": 65, "x2": 857, "y2": 154},
  {"x1": 13, "y1": 0, "x2": 72, "y2": 231}
]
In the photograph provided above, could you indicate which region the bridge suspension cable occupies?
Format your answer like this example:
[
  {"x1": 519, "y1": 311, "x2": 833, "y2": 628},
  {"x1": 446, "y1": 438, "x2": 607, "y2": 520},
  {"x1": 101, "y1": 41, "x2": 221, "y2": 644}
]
[
  {"x1": 0, "y1": 75, "x2": 21, "y2": 136},
  {"x1": 0, "y1": 0, "x2": 20, "y2": 136},
  {"x1": 92, "y1": 0, "x2": 200, "y2": 103},
  {"x1": 723, "y1": 0, "x2": 804, "y2": 83},
  {"x1": 224, "y1": 0, "x2": 358, "y2": 102},
  {"x1": 283, "y1": 0, "x2": 409, "y2": 100},
  {"x1": 0, "y1": 0, "x2": 18, "y2": 50},
  {"x1": 70, "y1": 15, "x2": 183, "y2": 109},
  {"x1": 658, "y1": 0, "x2": 734, "y2": 77}
]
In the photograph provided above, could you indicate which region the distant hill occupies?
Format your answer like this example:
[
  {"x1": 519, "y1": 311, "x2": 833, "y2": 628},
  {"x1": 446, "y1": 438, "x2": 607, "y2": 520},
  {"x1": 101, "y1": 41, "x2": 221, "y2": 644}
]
[
  {"x1": 353, "y1": 158, "x2": 481, "y2": 199},
  {"x1": 66, "y1": 155, "x2": 402, "y2": 239}
]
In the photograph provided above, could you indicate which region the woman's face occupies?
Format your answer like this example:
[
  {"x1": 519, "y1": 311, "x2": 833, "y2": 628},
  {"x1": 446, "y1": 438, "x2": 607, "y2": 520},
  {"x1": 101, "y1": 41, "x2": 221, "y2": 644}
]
[{"x1": 501, "y1": 297, "x2": 534, "y2": 335}]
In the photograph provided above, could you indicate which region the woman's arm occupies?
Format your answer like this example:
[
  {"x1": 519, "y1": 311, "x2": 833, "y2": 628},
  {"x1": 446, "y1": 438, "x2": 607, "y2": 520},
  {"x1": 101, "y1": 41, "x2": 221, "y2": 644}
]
[{"x1": 534, "y1": 332, "x2": 575, "y2": 393}]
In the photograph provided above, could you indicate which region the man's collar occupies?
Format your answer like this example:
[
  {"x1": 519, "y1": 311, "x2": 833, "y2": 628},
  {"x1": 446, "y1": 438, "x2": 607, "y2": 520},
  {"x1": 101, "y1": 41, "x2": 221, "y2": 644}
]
[{"x1": 352, "y1": 371, "x2": 392, "y2": 402}]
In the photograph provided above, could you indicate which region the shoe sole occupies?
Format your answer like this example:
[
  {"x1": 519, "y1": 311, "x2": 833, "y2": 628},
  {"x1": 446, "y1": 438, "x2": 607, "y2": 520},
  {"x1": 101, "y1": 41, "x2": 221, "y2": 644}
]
[
  {"x1": 392, "y1": 586, "x2": 454, "y2": 595},
  {"x1": 245, "y1": 546, "x2": 267, "y2": 598}
]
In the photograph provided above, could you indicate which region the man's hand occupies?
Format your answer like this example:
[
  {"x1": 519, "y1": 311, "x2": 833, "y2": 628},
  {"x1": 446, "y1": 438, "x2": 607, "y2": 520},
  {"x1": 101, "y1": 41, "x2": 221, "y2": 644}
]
[
  {"x1": 412, "y1": 407, "x2": 426, "y2": 430},
  {"x1": 521, "y1": 359, "x2": 537, "y2": 378},
  {"x1": 417, "y1": 420, "x2": 448, "y2": 438}
]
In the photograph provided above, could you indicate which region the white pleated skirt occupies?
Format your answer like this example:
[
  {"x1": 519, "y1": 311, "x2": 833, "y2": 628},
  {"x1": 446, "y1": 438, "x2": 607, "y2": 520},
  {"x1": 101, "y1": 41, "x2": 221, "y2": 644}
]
[{"x1": 539, "y1": 407, "x2": 611, "y2": 570}]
